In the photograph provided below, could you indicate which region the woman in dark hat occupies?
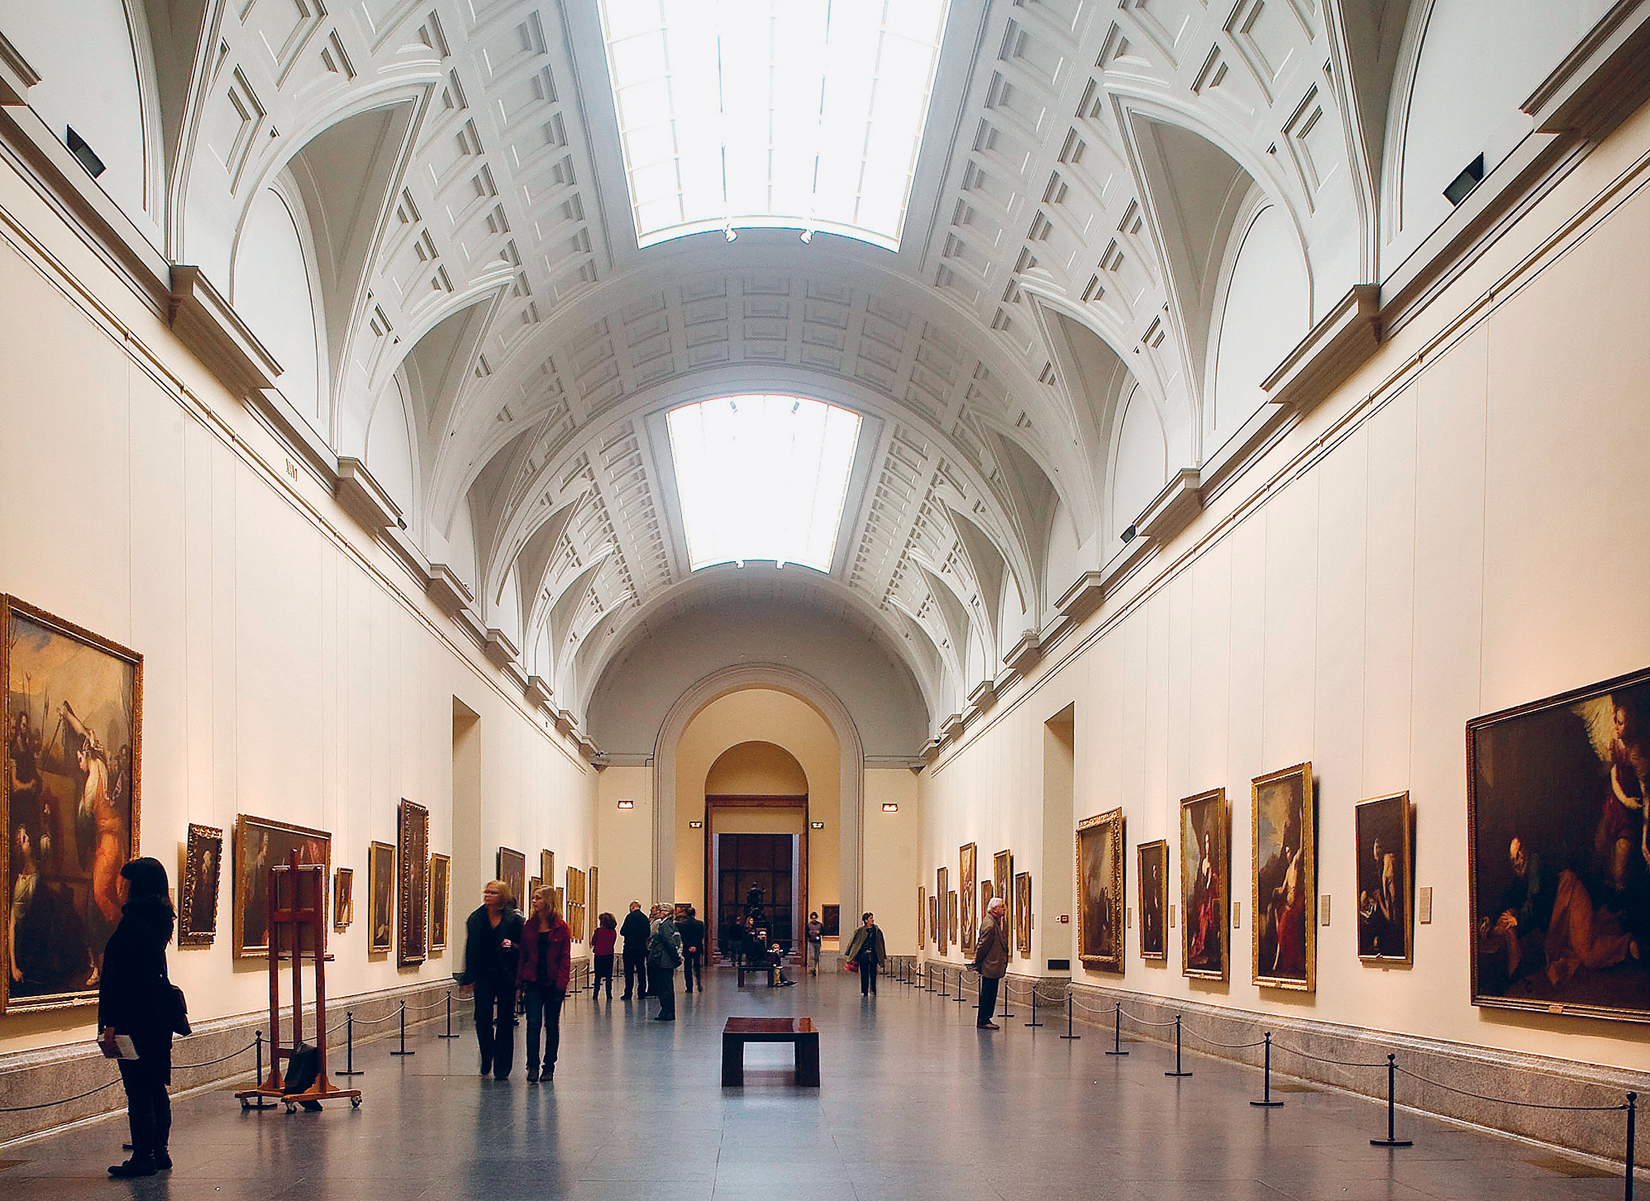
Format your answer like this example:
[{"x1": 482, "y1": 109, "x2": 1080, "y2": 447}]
[{"x1": 97, "y1": 857, "x2": 177, "y2": 1177}]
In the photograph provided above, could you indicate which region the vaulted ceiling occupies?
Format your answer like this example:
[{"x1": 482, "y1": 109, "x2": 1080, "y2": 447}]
[{"x1": 58, "y1": 0, "x2": 1621, "y2": 747}]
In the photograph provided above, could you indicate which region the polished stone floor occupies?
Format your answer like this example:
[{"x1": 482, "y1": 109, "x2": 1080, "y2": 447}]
[{"x1": 2, "y1": 967, "x2": 1632, "y2": 1200}]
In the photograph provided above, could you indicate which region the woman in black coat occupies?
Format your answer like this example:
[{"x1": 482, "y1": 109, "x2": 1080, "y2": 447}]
[{"x1": 97, "y1": 857, "x2": 177, "y2": 1178}]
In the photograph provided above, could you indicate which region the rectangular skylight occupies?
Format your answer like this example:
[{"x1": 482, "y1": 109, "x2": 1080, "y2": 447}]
[
  {"x1": 666, "y1": 395, "x2": 862, "y2": 572},
  {"x1": 598, "y1": 0, "x2": 952, "y2": 250}
]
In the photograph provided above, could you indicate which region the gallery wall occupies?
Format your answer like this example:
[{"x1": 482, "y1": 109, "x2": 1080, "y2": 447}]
[
  {"x1": 918, "y1": 98, "x2": 1650, "y2": 1074},
  {"x1": 0, "y1": 155, "x2": 595, "y2": 1054}
]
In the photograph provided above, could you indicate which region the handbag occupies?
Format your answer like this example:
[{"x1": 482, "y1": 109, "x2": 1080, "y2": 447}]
[
  {"x1": 844, "y1": 959, "x2": 858, "y2": 973},
  {"x1": 162, "y1": 963, "x2": 191, "y2": 1037}
]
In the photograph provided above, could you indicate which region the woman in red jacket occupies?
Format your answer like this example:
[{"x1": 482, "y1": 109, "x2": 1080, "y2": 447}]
[
  {"x1": 517, "y1": 888, "x2": 571, "y2": 1082},
  {"x1": 590, "y1": 912, "x2": 618, "y2": 1000}
]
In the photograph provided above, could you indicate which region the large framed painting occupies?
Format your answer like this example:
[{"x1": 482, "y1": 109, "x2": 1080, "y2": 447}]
[
  {"x1": 1253, "y1": 762, "x2": 1315, "y2": 992},
  {"x1": 960, "y1": 843, "x2": 977, "y2": 954},
  {"x1": 398, "y1": 800, "x2": 429, "y2": 967},
  {"x1": 527, "y1": 876, "x2": 543, "y2": 908},
  {"x1": 821, "y1": 904, "x2": 840, "y2": 938},
  {"x1": 333, "y1": 867, "x2": 354, "y2": 932},
  {"x1": 1356, "y1": 793, "x2": 1412, "y2": 964},
  {"x1": 1076, "y1": 809, "x2": 1124, "y2": 971},
  {"x1": 1014, "y1": 871, "x2": 1031, "y2": 958},
  {"x1": 1137, "y1": 839, "x2": 1169, "y2": 961},
  {"x1": 935, "y1": 867, "x2": 948, "y2": 954},
  {"x1": 2, "y1": 596, "x2": 142, "y2": 1013},
  {"x1": 1469, "y1": 669, "x2": 1650, "y2": 1023},
  {"x1": 994, "y1": 848, "x2": 1012, "y2": 937},
  {"x1": 917, "y1": 885, "x2": 925, "y2": 949},
  {"x1": 588, "y1": 865, "x2": 597, "y2": 929},
  {"x1": 428, "y1": 853, "x2": 449, "y2": 951},
  {"x1": 928, "y1": 894, "x2": 938, "y2": 948},
  {"x1": 949, "y1": 889, "x2": 959, "y2": 945},
  {"x1": 1180, "y1": 788, "x2": 1229, "y2": 981},
  {"x1": 234, "y1": 814, "x2": 330, "y2": 959},
  {"x1": 367, "y1": 840, "x2": 394, "y2": 953},
  {"x1": 498, "y1": 847, "x2": 526, "y2": 910},
  {"x1": 179, "y1": 824, "x2": 222, "y2": 947},
  {"x1": 540, "y1": 850, "x2": 554, "y2": 896}
]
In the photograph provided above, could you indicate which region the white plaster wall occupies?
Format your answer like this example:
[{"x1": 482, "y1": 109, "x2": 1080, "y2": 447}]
[
  {"x1": 233, "y1": 181, "x2": 325, "y2": 430},
  {"x1": 596, "y1": 765, "x2": 654, "y2": 915},
  {"x1": 1208, "y1": 203, "x2": 1310, "y2": 455},
  {"x1": 921, "y1": 111, "x2": 1650, "y2": 1071},
  {"x1": 0, "y1": 185, "x2": 594, "y2": 1051},
  {"x1": 1111, "y1": 390, "x2": 1167, "y2": 539},
  {"x1": 0, "y1": 0, "x2": 152, "y2": 235},
  {"x1": 365, "y1": 375, "x2": 418, "y2": 523},
  {"x1": 864, "y1": 767, "x2": 919, "y2": 956}
]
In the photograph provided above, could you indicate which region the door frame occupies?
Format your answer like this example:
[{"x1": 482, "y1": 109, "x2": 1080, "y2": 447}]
[{"x1": 705, "y1": 794, "x2": 808, "y2": 958}]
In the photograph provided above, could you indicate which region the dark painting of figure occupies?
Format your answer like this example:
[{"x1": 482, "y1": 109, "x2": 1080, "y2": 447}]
[
  {"x1": 1138, "y1": 840, "x2": 1168, "y2": 960},
  {"x1": 994, "y1": 849, "x2": 1012, "y2": 945},
  {"x1": 1470, "y1": 671, "x2": 1650, "y2": 1022},
  {"x1": 1014, "y1": 871, "x2": 1032, "y2": 958},
  {"x1": 1077, "y1": 809, "x2": 1123, "y2": 970},
  {"x1": 497, "y1": 847, "x2": 526, "y2": 912},
  {"x1": 1253, "y1": 763, "x2": 1315, "y2": 991},
  {"x1": 368, "y1": 841, "x2": 394, "y2": 953},
  {"x1": 1180, "y1": 789, "x2": 1228, "y2": 981},
  {"x1": 3, "y1": 598, "x2": 141, "y2": 1012},
  {"x1": 1356, "y1": 794, "x2": 1411, "y2": 963},
  {"x1": 233, "y1": 815, "x2": 330, "y2": 958},
  {"x1": 179, "y1": 824, "x2": 222, "y2": 946},
  {"x1": 398, "y1": 800, "x2": 428, "y2": 967},
  {"x1": 960, "y1": 843, "x2": 977, "y2": 955}
]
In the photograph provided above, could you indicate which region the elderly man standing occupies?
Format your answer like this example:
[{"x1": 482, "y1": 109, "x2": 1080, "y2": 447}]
[
  {"x1": 647, "y1": 905, "x2": 683, "y2": 1022},
  {"x1": 619, "y1": 900, "x2": 650, "y2": 1000},
  {"x1": 971, "y1": 896, "x2": 1009, "y2": 1030}
]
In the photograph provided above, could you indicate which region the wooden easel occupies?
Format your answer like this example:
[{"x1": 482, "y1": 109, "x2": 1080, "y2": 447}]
[{"x1": 236, "y1": 850, "x2": 362, "y2": 1113}]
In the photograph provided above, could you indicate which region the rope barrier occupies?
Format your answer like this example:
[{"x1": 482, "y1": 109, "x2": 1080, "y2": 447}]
[
  {"x1": 1178, "y1": 1027, "x2": 1268, "y2": 1051},
  {"x1": 0, "y1": 1079, "x2": 121, "y2": 1112},
  {"x1": 172, "y1": 1042, "x2": 256, "y2": 1070},
  {"x1": 1393, "y1": 1066, "x2": 1630, "y2": 1112},
  {"x1": 1269, "y1": 1042, "x2": 1389, "y2": 1070}
]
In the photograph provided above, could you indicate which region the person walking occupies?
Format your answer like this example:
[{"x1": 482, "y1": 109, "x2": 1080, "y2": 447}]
[
  {"x1": 843, "y1": 911, "x2": 886, "y2": 996},
  {"x1": 619, "y1": 900, "x2": 650, "y2": 1000},
  {"x1": 591, "y1": 911, "x2": 617, "y2": 999},
  {"x1": 97, "y1": 858, "x2": 179, "y2": 1177},
  {"x1": 517, "y1": 887, "x2": 571, "y2": 1082},
  {"x1": 676, "y1": 904, "x2": 706, "y2": 993},
  {"x1": 971, "y1": 895, "x2": 1009, "y2": 1029},
  {"x1": 805, "y1": 911, "x2": 823, "y2": 975},
  {"x1": 647, "y1": 905, "x2": 682, "y2": 1021},
  {"x1": 459, "y1": 880, "x2": 523, "y2": 1080}
]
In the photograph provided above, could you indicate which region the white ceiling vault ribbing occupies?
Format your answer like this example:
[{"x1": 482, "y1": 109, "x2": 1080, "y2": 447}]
[{"x1": 143, "y1": 0, "x2": 1596, "y2": 747}]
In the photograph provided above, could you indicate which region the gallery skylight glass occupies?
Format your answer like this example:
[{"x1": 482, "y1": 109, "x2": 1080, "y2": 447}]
[
  {"x1": 666, "y1": 395, "x2": 862, "y2": 572},
  {"x1": 597, "y1": 0, "x2": 952, "y2": 250}
]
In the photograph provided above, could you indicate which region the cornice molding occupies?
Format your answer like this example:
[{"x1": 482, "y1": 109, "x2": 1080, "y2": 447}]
[{"x1": 0, "y1": 29, "x2": 40, "y2": 105}]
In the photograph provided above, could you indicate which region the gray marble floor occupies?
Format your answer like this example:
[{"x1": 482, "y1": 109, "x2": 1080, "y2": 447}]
[{"x1": 1, "y1": 967, "x2": 1632, "y2": 1200}]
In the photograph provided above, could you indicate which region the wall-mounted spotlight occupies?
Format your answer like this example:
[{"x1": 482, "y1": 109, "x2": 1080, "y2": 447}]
[
  {"x1": 810, "y1": 821, "x2": 825, "y2": 829},
  {"x1": 616, "y1": 799, "x2": 635, "y2": 810},
  {"x1": 881, "y1": 803, "x2": 899, "y2": 813},
  {"x1": 689, "y1": 820, "x2": 704, "y2": 829}
]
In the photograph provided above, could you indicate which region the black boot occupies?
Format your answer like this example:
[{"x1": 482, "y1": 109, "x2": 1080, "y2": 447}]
[{"x1": 109, "y1": 1156, "x2": 157, "y2": 1178}]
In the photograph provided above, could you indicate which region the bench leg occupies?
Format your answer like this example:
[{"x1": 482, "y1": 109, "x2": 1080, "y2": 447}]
[
  {"x1": 722, "y1": 1035, "x2": 744, "y2": 1087},
  {"x1": 795, "y1": 1035, "x2": 820, "y2": 1087}
]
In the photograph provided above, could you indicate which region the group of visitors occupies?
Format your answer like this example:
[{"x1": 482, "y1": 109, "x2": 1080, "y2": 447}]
[{"x1": 456, "y1": 878, "x2": 571, "y2": 1082}]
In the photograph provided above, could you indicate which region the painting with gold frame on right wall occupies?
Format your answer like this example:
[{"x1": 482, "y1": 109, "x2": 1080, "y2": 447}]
[
  {"x1": 1253, "y1": 762, "x2": 1316, "y2": 992},
  {"x1": 1179, "y1": 788, "x2": 1228, "y2": 981},
  {"x1": 1076, "y1": 809, "x2": 1124, "y2": 971}
]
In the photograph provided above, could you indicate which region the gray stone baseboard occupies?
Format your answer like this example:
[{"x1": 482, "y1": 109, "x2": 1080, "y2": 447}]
[
  {"x1": 1058, "y1": 981, "x2": 1648, "y2": 1171},
  {"x1": 0, "y1": 978, "x2": 458, "y2": 1146}
]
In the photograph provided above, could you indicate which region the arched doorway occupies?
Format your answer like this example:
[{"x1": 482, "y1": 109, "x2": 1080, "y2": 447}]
[{"x1": 704, "y1": 740, "x2": 808, "y2": 959}]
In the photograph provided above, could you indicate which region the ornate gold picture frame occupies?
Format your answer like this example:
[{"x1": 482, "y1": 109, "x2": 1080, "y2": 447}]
[
  {"x1": 1180, "y1": 789, "x2": 1229, "y2": 981},
  {"x1": 398, "y1": 799, "x2": 429, "y2": 967},
  {"x1": 1252, "y1": 762, "x2": 1315, "y2": 992},
  {"x1": 1076, "y1": 809, "x2": 1124, "y2": 971},
  {"x1": 179, "y1": 823, "x2": 223, "y2": 947}
]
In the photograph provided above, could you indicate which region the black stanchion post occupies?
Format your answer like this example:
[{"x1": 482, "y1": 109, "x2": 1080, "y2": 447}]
[
  {"x1": 1060, "y1": 992, "x2": 1080, "y2": 1040},
  {"x1": 1000, "y1": 980, "x2": 1014, "y2": 1020},
  {"x1": 955, "y1": 968, "x2": 967, "y2": 1004},
  {"x1": 1105, "y1": 1000, "x2": 1128, "y2": 1055},
  {"x1": 389, "y1": 1000, "x2": 416, "y2": 1056},
  {"x1": 245, "y1": 1029, "x2": 277, "y2": 1108},
  {"x1": 1370, "y1": 1054, "x2": 1412, "y2": 1147},
  {"x1": 1025, "y1": 985, "x2": 1044, "y2": 1028},
  {"x1": 1626, "y1": 1091, "x2": 1637, "y2": 1201},
  {"x1": 1165, "y1": 1014, "x2": 1193, "y2": 1077},
  {"x1": 336, "y1": 1012, "x2": 364, "y2": 1076},
  {"x1": 439, "y1": 990, "x2": 460, "y2": 1039},
  {"x1": 1250, "y1": 1032, "x2": 1282, "y2": 1107},
  {"x1": 941, "y1": 967, "x2": 949, "y2": 997}
]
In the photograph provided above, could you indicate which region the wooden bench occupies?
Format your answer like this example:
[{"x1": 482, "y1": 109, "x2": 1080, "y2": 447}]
[{"x1": 721, "y1": 1017, "x2": 820, "y2": 1087}]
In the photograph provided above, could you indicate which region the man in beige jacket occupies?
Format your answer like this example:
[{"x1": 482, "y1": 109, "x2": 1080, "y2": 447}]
[{"x1": 971, "y1": 896, "x2": 1010, "y2": 1029}]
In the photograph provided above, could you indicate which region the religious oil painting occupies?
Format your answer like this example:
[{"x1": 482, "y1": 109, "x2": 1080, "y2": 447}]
[
  {"x1": 960, "y1": 842, "x2": 977, "y2": 954},
  {"x1": 1076, "y1": 809, "x2": 1124, "y2": 971},
  {"x1": 368, "y1": 840, "x2": 394, "y2": 953},
  {"x1": 498, "y1": 847, "x2": 527, "y2": 912},
  {"x1": 428, "y1": 854, "x2": 449, "y2": 951},
  {"x1": 1356, "y1": 793, "x2": 1412, "y2": 964},
  {"x1": 1469, "y1": 668, "x2": 1650, "y2": 1023},
  {"x1": 918, "y1": 885, "x2": 925, "y2": 950},
  {"x1": 2, "y1": 596, "x2": 141, "y2": 1013},
  {"x1": 528, "y1": 877, "x2": 543, "y2": 909},
  {"x1": 1137, "y1": 839, "x2": 1169, "y2": 961},
  {"x1": 235, "y1": 814, "x2": 331, "y2": 959},
  {"x1": 333, "y1": 867, "x2": 354, "y2": 932},
  {"x1": 398, "y1": 800, "x2": 429, "y2": 967},
  {"x1": 936, "y1": 867, "x2": 948, "y2": 954},
  {"x1": 1180, "y1": 789, "x2": 1229, "y2": 981},
  {"x1": 928, "y1": 893, "x2": 938, "y2": 948},
  {"x1": 179, "y1": 824, "x2": 222, "y2": 947},
  {"x1": 1253, "y1": 763, "x2": 1315, "y2": 992},
  {"x1": 949, "y1": 889, "x2": 958, "y2": 945},
  {"x1": 1014, "y1": 872, "x2": 1032, "y2": 958},
  {"x1": 994, "y1": 848, "x2": 1012, "y2": 940}
]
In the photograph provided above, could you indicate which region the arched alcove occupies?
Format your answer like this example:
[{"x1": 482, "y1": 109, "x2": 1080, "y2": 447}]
[
  {"x1": 702, "y1": 739, "x2": 811, "y2": 955},
  {"x1": 705, "y1": 740, "x2": 808, "y2": 795}
]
